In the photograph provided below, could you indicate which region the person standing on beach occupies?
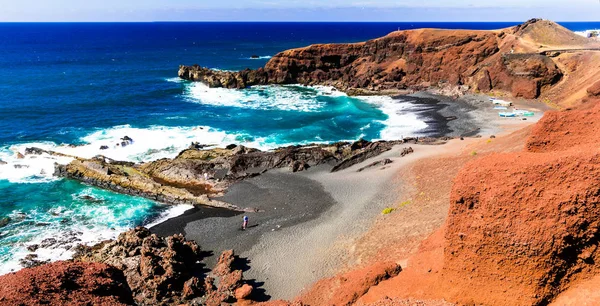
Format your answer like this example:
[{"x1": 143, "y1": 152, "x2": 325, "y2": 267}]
[{"x1": 242, "y1": 215, "x2": 249, "y2": 230}]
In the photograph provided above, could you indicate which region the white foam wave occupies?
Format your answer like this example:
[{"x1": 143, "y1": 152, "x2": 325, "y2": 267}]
[
  {"x1": 186, "y1": 83, "x2": 332, "y2": 112},
  {"x1": 0, "y1": 187, "x2": 193, "y2": 275},
  {"x1": 0, "y1": 145, "x2": 74, "y2": 184},
  {"x1": 575, "y1": 29, "x2": 600, "y2": 38},
  {"x1": 244, "y1": 55, "x2": 272, "y2": 60},
  {"x1": 356, "y1": 96, "x2": 428, "y2": 140},
  {"x1": 146, "y1": 204, "x2": 194, "y2": 229},
  {"x1": 165, "y1": 77, "x2": 184, "y2": 83},
  {"x1": 0, "y1": 125, "x2": 273, "y2": 184}
]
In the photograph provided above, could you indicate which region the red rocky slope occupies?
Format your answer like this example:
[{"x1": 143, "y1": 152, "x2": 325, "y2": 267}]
[
  {"x1": 0, "y1": 261, "x2": 133, "y2": 306},
  {"x1": 441, "y1": 94, "x2": 600, "y2": 304}
]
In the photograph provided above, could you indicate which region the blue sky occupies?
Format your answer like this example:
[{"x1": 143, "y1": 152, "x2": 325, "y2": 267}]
[{"x1": 0, "y1": 0, "x2": 598, "y2": 21}]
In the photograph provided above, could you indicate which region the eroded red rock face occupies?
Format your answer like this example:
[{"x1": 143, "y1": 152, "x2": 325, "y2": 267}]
[
  {"x1": 526, "y1": 101, "x2": 600, "y2": 153},
  {"x1": 180, "y1": 20, "x2": 566, "y2": 99},
  {"x1": 0, "y1": 261, "x2": 133, "y2": 306},
  {"x1": 295, "y1": 262, "x2": 402, "y2": 306},
  {"x1": 442, "y1": 100, "x2": 600, "y2": 305}
]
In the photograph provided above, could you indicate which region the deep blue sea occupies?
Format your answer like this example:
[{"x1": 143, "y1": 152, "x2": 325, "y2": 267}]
[{"x1": 0, "y1": 21, "x2": 598, "y2": 273}]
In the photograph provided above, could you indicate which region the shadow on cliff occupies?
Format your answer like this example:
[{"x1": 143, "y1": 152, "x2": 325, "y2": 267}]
[{"x1": 233, "y1": 255, "x2": 271, "y2": 302}]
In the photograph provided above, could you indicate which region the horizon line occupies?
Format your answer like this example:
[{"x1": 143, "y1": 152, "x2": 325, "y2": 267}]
[{"x1": 1, "y1": 20, "x2": 599, "y2": 23}]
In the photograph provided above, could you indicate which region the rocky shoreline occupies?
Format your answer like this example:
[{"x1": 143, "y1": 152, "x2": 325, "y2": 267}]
[
  {"x1": 0, "y1": 227, "x2": 256, "y2": 306},
  {"x1": 49, "y1": 138, "x2": 445, "y2": 210}
]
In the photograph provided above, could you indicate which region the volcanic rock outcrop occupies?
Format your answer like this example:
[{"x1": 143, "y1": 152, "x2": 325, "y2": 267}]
[
  {"x1": 0, "y1": 228, "x2": 253, "y2": 306},
  {"x1": 75, "y1": 227, "x2": 251, "y2": 306},
  {"x1": 54, "y1": 139, "x2": 412, "y2": 208},
  {"x1": 179, "y1": 19, "x2": 578, "y2": 99}
]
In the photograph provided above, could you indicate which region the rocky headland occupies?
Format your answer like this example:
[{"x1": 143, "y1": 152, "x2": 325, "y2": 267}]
[{"x1": 178, "y1": 19, "x2": 599, "y2": 99}]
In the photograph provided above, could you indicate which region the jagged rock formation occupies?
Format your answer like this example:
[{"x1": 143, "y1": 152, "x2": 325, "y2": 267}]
[
  {"x1": 54, "y1": 139, "x2": 424, "y2": 208},
  {"x1": 74, "y1": 227, "x2": 206, "y2": 305},
  {"x1": 75, "y1": 227, "x2": 252, "y2": 306},
  {"x1": 179, "y1": 19, "x2": 579, "y2": 99}
]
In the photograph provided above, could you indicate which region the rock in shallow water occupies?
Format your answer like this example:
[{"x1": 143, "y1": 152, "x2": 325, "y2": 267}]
[{"x1": 0, "y1": 217, "x2": 10, "y2": 228}]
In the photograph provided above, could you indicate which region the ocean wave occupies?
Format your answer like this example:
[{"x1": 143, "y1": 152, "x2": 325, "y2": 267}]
[
  {"x1": 0, "y1": 145, "x2": 74, "y2": 184},
  {"x1": 0, "y1": 124, "x2": 278, "y2": 184},
  {"x1": 186, "y1": 83, "x2": 345, "y2": 112},
  {"x1": 356, "y1": 96, "x2": 428, "y2": 140},
  {"x1": 146, "y1": 204, "x2": 194, "y2": 228},
  {"x1": 574, "y1": 29, "x2": 600, "y2": 37},
  {"x1": 243, "y1": 55, "x2": 272, "y2": 60},
  {"x1": 165, "y1": 77, "x2": 184, "y2": 83},
  {"x1": 0, "y1": 186, "x2": 192, "y2": 275}
]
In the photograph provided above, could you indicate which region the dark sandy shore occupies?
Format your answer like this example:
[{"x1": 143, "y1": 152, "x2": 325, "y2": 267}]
[
  {"x1": 150, "y1": 92, "x2": 546, "y2": 299},
  {"x1": 151, "y1": 169, "x2": 337, "y2": 268}
]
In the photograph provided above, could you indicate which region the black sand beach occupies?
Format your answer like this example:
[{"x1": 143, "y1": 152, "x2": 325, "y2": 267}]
[{"x1": 151, "y1": 170, "x2": 337, "y2": 267}]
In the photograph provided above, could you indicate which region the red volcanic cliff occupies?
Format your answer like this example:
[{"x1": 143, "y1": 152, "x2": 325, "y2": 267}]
[
  {"x1": 441, "y1": 93, "x2": 600, "y2": 305},
  {"x1": 180, "y1": 19, "x2": 574, "y2": 99}
]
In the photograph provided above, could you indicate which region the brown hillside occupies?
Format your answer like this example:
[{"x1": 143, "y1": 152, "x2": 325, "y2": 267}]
[{"x1": 513, "y1": 19, "x2": 592, "y2": 49}]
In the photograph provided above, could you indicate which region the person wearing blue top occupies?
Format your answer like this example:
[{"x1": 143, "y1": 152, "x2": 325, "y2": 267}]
[{"x1": 242, "y1": 216, "x2": 249, "y2": 230}]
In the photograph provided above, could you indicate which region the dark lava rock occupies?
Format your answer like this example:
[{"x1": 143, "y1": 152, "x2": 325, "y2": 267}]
[
  {"x1": 0, "y1": 217, "x2": 10, "y2": 228},
  {"x1": 40, "y1": 238, "x2": 57, "y2": 248},
  {"x1": 19, "y1": 254, "x2": 49, "y2": 269},
  {"x1": 24, "y1": 147, "x2": 45, "y2": 155},
  {"x1": 120, "y1": 136, "x2": 133, "y2": 147},
  {"x1": 350, "y1": 138, "x2": 370, "y2": 151},
  {"x1": 73, "y1": 227, "x2": 251, "y2": 306},
  {"x1": 400, "y1": 147, "x2": 414, "y2": 157}
]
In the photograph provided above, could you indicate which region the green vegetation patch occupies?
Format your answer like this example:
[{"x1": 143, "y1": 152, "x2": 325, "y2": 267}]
[{"x1": 382, "y1": 207, "x2": 395, "y2": 215}]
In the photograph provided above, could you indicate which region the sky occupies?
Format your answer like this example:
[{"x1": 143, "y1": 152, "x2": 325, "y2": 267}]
[{"x1": 0, "y1": 0, "x2": 599, "y2": 22}]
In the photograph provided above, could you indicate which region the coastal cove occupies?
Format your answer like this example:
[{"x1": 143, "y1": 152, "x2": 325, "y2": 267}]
[{"x1": 0, "y1": 20, "x2": 599, "y2": 304}]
